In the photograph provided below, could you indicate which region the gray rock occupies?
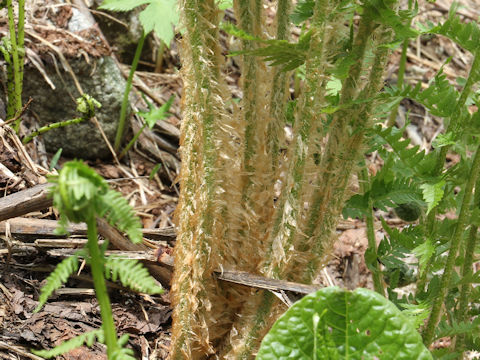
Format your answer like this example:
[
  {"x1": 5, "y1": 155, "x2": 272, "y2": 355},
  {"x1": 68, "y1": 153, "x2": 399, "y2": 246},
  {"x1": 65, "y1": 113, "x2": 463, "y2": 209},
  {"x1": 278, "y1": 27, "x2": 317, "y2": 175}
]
[{"x1": 22, "y1": 55, "x2": 128, "y2": 159}]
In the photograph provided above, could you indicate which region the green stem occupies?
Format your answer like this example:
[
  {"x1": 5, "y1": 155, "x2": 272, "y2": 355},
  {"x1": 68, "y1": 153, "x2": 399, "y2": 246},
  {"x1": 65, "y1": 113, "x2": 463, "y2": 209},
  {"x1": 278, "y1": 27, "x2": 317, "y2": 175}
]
[
  {"x1": 16, "y1": 0, "x2": 25, "y2": 126},
  {"x1": 6, "y1": 0, "x2": 23, "y2": 132},
  {"x1": 262, "y1": 0, "x2": 330, "y2": 275},
  {"x1": 118, "y1": 123, "x2": 147, "y2": 160},
  {"x1": 267, "y1": 0, "x2": 291, "y2": 181},
  {"x1": 387, "y1": 39, "x2": 408, "y2": 127},
  {"x1": 301, "y1": 17, "x2": 392, "y2": 283},
  {"x1": 419, "y1": 49, "x2": 480, "y2": 296},
  {"x1": 114, "y1": 32, "x2": 146, "y2": 152},
  {"x1": 154, "y1": 40, "x2": 166, "y2": 73},
  {"x1": 360, "y1": 165, "x2": 385, "y2": 295},
  {"x1": 86, "y1": 217, "x2": 118, "y2": 357},
  {"x1": 422, "y1": 144, "x2": 480, "y2": 346},
  {"x1": 22, "y1": 117, "x2": 85, "y2": 144},
  {"x1": 454, "y1": 177, "x2": 480, "y2": 354},
  {"x1": 387, "y1": 0, "x2": 411, "y2": 127}
]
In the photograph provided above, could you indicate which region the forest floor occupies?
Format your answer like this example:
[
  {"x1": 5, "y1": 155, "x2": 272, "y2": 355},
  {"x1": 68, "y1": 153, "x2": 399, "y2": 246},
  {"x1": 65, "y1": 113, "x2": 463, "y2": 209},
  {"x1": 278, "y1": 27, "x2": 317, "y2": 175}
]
[{"x1": 1, "y1": 0, "x2": 480, "y2": 359}]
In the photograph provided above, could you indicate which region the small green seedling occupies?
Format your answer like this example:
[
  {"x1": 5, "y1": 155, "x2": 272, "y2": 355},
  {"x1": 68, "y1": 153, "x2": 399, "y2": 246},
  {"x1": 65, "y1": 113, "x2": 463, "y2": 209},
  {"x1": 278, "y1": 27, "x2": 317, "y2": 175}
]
[
  {"x1": 22, "y1": 94, "x2": 101, "y2": 144},
  {"x1": 32, "y1": 160, "x2": 163, "y2": 359},
  {"x1": 119, "y1": 94, "x2": 174, "y2": 159}
]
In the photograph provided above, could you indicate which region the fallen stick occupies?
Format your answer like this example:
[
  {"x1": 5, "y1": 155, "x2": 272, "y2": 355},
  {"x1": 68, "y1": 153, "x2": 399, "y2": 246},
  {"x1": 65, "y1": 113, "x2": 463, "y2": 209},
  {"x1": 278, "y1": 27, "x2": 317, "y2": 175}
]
[
  {"x1": 0, "y1": 183, "x2": 52, "y2": 222},
  {"x1": 0, "y1": 217, "x2": 175, "y2": 241},
  {"x1": 215, "y1": 271, "x2": 320, "y2": 295}
]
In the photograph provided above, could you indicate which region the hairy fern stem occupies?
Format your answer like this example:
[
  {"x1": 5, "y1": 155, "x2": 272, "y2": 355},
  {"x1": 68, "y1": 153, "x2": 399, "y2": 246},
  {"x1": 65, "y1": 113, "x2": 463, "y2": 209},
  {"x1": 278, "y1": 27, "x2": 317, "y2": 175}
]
[
  {"x1": 455, "y1": 177, "x2": 480, "y2": 353},
  {"x1": 423, "y1": 143, "x2": 480, "y2": 345},
  {"x1": 418, "y1": 48, "x2": 480, "y2": 297},
  {"x1": 6, "y1": 0, "x2": 25, "y2": 131}
]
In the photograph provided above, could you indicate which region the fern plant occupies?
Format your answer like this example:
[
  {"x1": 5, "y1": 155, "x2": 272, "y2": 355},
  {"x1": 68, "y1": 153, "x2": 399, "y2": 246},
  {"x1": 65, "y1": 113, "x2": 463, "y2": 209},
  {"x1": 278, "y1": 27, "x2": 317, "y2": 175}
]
[
  {"x1": 339, "y1": 4, "x2": 480, "y2": 357},
  {"x1": 171, "y1": 0, "x2": 480, "y2": 358},
  {"x1": 0, "y1": 0, "x2": 25, "y2": 132},
  {"x1": 169, "y1": 0, "x2": 423, "y2": 358},
  {"x1": 32, "y1": 160, "x2": 163, "y2": 359}
]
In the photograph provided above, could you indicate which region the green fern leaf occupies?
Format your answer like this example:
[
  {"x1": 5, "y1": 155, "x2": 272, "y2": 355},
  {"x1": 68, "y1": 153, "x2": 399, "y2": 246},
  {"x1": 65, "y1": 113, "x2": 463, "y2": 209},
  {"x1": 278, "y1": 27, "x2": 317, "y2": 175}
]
[
  {"x1": 372, "y1": 124, "x2": 436, "y2": 177},
  {"x1": 398, "y1": 302, "x2": 430, "y2": 329},
  {"x1": 371, "y1": 178, "x2": 424, "y2": 210},
  {"x1": 35, "y1": 251, "x2": 85, "y2": 312},
  {"x1": 363, "y1": 0, "x2": 418, "y2": 41},
  {"x1": 436, "y1": 319, "x2": 480, "y2": 339},
  {"x1": 112, "y1": 334, "x2": 136, "y2": 360},
  {"x1": 111, "y1": 347, "x2": 136, "y2": 360},
  {"x1": 49, "y1": 160, "x2": 108, "y2": 224},
  {"x1": 343, "y1": 176, "x2": 424, "y2": 219},
  {"x1": 104, "y1": 257, "x2": 163, "y2": 294},
  {"x1": 290, "y1": 0, "x2": 315, "y2": 24},
  {"x1": 412, "y1": 238, "x2": 435, "y2": 272},
  {"x1": 223, "y1": 22, "x2": 312, "y2": 72},
  {"x1": 429, "y1": 4, "x2": 480, "y2": 54},
  {"x1": 379, "y1": 220, "x2": 423, "y2": 254},
  {"x1": 97, "y1": 189, "x2": 143, "y2": 243},
  {"x1": 381, "y1": 64, "x2": 461, "y2": 119},
  {"x1": 420, "y1": 180, "x2": 445, "y2": 214},
  {"x1": 32, "y1": 329, "x2": 104, "y2": 358}
]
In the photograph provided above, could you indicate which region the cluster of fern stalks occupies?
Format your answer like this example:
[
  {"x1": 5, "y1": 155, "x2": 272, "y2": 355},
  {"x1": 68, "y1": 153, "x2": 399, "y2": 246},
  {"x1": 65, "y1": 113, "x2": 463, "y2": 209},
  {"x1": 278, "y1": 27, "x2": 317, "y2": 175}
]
[{"x1": 170, "y1": 0, "x2": 397, "y2": 358}]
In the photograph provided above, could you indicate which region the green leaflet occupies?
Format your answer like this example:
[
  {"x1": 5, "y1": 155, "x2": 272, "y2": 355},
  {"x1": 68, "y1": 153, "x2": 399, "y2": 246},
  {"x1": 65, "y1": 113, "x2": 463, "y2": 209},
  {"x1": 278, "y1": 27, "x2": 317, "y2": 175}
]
[
  {"x1": 32, "y1": 329, "x2": 104, "y2": 358},
  {"x1": 223, "y1": 22, "x2": 313, "y2": 72},
  {"x1": 290, "y1": 0, "x2": 315, "y2": 24},
  {"x1": 257, "y1": 287, "x2": 432, "y2": 360},
  {"x1": 343, "y1": 178, "x2": 424, "y2": 219},
  {"x1": 429, "y1": 3, "x2": 480, "y2": 55},
  {"x1": 370, "y1": 124, "x2": 437, "y2": 178},
  {"x1": 104, "y1": 257, "x2": 164, "y2": 294},
  {"x1": 381, "y1": 67, "x2": 459, "y2": 118},
  {"x1": 34, "y1": 250, "x2": 84, "y2": 312},
  {"x1": 97, "y1": 189, "x2": 143, "y2": 243},
  {"x1": 420, "y1": 180, "x2": 445, "y2": 214}
]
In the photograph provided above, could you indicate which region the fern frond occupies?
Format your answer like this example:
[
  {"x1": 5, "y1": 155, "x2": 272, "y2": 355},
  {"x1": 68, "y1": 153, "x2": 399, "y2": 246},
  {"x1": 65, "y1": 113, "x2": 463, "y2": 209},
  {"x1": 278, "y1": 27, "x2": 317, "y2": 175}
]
[
  {"x1": 32, "y1": 328, "x2": 104, "y2": 358},
  {"x1": 223, "y1": 22, "x2": 312, "y2": 72},
  {"x1": 34, "y1": 251, "x2": 85, "y2": 312},
  {"x1": 343, "y1": 178, "x2": 423, "y2": 218},
  {"x1": 372, "y1": 124, "x2": 437, "y2": 177},
  {"x1": 398, "y1": 302, "x2": 430, "y2": 329},
  {"x1": 97, "y1": 189, "x2": 143, "y2": 243},
  {"x1": 372, "y1": 178, "x2": 424, "y2": 210},
  {"x1": 290, "y1": 0, "x2": 314, "y2": 24},
  {"x1": 379, "y1": 219, "x2": 424, "y2": 254},
  {"x1": 430, "y1": 4, "x2": 480, "y2": 55},
  {"x1": 436, "y1": 319, "x2": 480, "y2": 339},
  {"x1": 104, "y1": 257, "x2": 163, "y2": 294},
  {"x1": 111, "y1": 348, "x2": 136, "y2": 360},
  {"x1": 49, "y1": 160, "x2": 108, "y2": 223},
  {"x1": 384, "y1": 68, "x2": 460, "y2": 118},
  {"x1": 112, "y1": 334, "x2": 136, "y2": 360},
  {"x1": 363, "y1": 0, "x2": 418, "y2": 41}
]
